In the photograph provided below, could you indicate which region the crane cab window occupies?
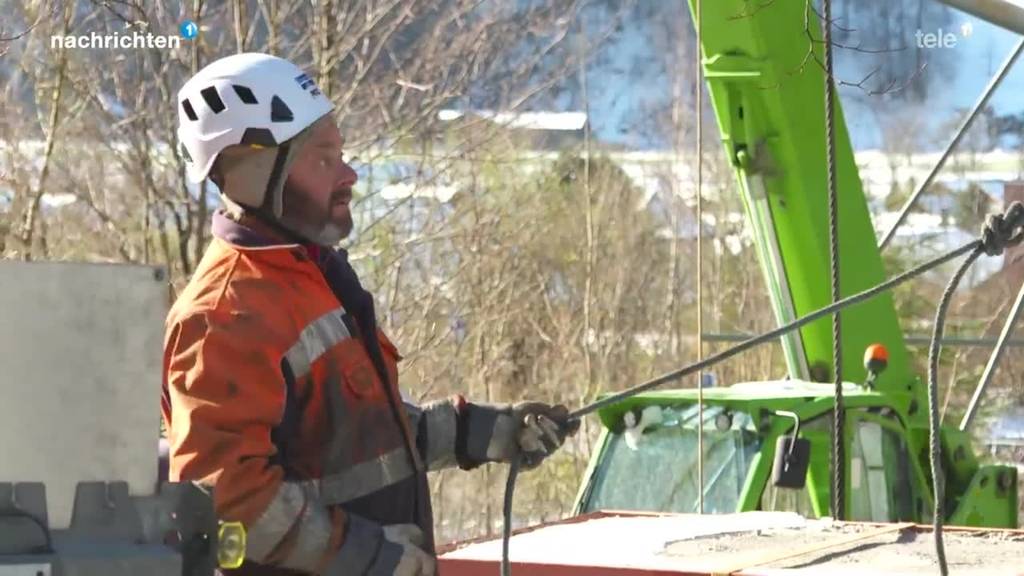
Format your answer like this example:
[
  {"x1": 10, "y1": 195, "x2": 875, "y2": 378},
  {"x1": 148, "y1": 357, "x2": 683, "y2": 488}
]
[{"x1": 580, "y1": 405, "x2": 760, "y2": 514}]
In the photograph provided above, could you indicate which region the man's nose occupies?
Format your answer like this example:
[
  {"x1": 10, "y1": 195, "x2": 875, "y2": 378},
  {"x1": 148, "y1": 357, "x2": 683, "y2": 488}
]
[{"x1": 338, "y1": 161, "x2": 358, "y2": 188}]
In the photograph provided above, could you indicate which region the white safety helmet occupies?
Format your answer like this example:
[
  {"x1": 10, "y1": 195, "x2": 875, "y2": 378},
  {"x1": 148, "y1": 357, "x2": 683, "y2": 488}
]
[{"x1": 176, "y1": 53, "x2": 333, "y2": 213}]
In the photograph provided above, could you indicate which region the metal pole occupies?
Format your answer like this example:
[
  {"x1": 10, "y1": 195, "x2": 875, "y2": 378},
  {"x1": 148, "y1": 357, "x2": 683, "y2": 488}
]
[
  {"x1": 935, "y1": 0, "x2": 1024, "y2": 36},
  {"x1": 959, "y1": 280, "x2": 1024, "y2": 431},
  {"x1": 878, "y1": 38, "x2": 1024, "y2": 251},
  {"x1": 695, "y1": 0, "x2": 705, "y2": 516}
]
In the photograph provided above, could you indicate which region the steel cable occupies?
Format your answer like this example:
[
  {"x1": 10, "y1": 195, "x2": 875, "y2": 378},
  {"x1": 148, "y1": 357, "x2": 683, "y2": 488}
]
[
  {"x1": 922, "y1": 202, "x2": 1024, "y2": 576},
  {"x1": 569, "y1": 241, "x2": 976, "y2": 420},
  {"x1": 495, "y1": 204, "x2": 1024, "y2": 575},
  {"x1": 927, "y1": 247, "x2": 981, "y2": 576},
  {"x1": 500, "y1": 457, "x2": 520, "y2": 576},
  {"x1": 821, "y1": 0, "x2": 845, "y2": 522}
]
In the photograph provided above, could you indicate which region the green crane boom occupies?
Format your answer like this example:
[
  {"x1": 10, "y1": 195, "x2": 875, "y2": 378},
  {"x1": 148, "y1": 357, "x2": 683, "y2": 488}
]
[{"x1": 688, "y1": 0, "x2": 921, "y2": 421}]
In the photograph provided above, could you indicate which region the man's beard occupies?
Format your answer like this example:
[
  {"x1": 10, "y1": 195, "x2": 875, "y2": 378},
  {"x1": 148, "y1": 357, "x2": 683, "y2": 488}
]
[{"x1": 279, "y1": 182, "x2": 353, "y2": 246}]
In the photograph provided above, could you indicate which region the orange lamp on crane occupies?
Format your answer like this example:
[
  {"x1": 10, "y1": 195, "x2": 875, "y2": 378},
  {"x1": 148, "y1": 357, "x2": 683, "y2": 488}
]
[{"x1": 863, "y1": 343, "x2": 888, "y2": 389}]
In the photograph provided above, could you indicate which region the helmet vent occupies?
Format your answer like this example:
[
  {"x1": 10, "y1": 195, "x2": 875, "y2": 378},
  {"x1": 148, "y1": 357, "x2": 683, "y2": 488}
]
[
  {"x1": 178, "y1": 142, "x2": 193, "y2": 163},
  {"x1": 233, "y1": 85, "x2": 258, "y2": 104},
  {"x1": 270, "y1": 95, "x2": 294, "y2": 122},
  {"x1": 181, "y1": 99, "x2": 199, "y2": 121},
  {"x1": 200, "y1": 86, "x2": 226, "y2": 113},
  {"x1": 239, "y1": 127, "x2": 278, "y2": 147}
]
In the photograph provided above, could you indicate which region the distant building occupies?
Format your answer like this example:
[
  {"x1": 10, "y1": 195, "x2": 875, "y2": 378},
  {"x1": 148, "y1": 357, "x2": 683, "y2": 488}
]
[{"x1": 437, "y1": 109, "x2": 589, "y2": 151}]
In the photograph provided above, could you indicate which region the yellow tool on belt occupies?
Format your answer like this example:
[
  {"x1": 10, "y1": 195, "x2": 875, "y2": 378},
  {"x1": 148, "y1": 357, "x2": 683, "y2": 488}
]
[{"x1": 217, "y1": 521, "x2": 247, "y2": 569}]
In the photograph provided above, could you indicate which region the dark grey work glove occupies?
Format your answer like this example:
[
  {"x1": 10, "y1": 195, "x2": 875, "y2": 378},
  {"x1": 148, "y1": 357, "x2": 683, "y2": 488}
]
[
  {"x1": 324, "y1": 517, "x2": 435, "y2": 576},
  {"x1": 459, "y1": 402, "x2": 580, "y2": 470}
]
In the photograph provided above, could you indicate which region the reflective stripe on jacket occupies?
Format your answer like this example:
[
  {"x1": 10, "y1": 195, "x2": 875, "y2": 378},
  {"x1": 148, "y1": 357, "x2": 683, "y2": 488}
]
[{"x1": 161, "y1": 212, "x2": 450, "y2": 575}]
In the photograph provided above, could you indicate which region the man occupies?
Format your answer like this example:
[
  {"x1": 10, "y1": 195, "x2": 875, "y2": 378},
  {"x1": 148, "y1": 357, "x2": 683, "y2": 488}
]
[{"x1": 162, "y1": 53, "x2": 577, "y2": 576}]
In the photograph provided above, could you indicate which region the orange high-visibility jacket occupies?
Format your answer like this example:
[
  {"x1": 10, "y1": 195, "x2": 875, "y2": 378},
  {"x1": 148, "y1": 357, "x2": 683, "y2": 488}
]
[{"x1": 162, "y1": 212, "x2": 459, "y2": 575}]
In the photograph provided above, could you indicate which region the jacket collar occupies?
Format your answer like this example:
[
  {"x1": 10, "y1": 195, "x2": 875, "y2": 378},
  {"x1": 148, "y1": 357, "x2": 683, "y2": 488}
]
[
  {"x1": 212, "y1": 209, "x2": 298, "y2": 249},
  {"x1": 210, "y1": 209, "x2": 335, "y2": 274}
]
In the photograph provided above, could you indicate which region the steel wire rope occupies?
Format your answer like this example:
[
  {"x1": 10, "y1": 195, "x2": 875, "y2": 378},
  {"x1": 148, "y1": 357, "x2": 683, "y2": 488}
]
[
  {"x1": 924, "y1": 203, "x2": 1024, "y2": 575},
  {"x1": 926, "y1": 247, "x2": 980, "y2": 576},
  {"x1": 821, "y1": 0, "x2": 846, "y2": 523},
  {"x1": 496, "y1": 200, "x2": 1024, "y2": 575}
]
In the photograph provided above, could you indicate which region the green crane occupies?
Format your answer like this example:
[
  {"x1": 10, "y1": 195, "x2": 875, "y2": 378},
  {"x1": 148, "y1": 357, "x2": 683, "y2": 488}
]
[{"x1": 573, "y1": 0, "x2": 1018, "y2": 528}]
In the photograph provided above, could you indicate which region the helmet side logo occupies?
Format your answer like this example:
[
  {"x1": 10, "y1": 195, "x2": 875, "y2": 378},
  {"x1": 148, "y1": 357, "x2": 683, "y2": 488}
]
[{"x1": 294, "y1": 73, "x2": 322, "y2": 97}]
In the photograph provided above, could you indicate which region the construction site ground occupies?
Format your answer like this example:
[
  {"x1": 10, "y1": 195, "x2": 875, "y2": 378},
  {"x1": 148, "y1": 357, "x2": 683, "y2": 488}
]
[{"x1": 438, "y1": 511, "x2": 1024, "y2": 576}]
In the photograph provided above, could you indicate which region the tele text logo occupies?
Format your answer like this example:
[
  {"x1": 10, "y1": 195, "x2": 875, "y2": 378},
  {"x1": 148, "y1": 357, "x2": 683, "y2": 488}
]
[{"x1": 915, "y1": 21, "x2": 973, "y2": 49}]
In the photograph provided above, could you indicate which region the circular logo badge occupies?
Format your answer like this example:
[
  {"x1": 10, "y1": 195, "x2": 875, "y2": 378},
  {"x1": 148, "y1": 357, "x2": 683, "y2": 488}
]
[{"x1": 180, "y1": 20, "x2": 198, "y2": 40}]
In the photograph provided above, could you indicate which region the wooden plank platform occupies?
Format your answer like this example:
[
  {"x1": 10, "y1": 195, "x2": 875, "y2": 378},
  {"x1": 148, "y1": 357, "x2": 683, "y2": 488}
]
[{"x1": 438, "y1": 511, "x2": 1024, "y2": 576}]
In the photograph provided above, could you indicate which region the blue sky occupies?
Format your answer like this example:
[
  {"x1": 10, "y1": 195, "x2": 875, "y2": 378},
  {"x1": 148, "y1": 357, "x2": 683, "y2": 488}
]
[
  {"x1": 842, "y1": 10, "x2": 1024, "y2": 151},
  {"x1": 578, "y1": 3, "x2": 1024, "y2": 153}
]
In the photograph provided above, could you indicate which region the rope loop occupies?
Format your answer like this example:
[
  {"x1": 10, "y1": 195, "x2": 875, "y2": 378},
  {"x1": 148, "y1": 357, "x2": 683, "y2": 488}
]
[{"x1": 981, "y1": 201, "x2": 1024, "y2": 256}]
